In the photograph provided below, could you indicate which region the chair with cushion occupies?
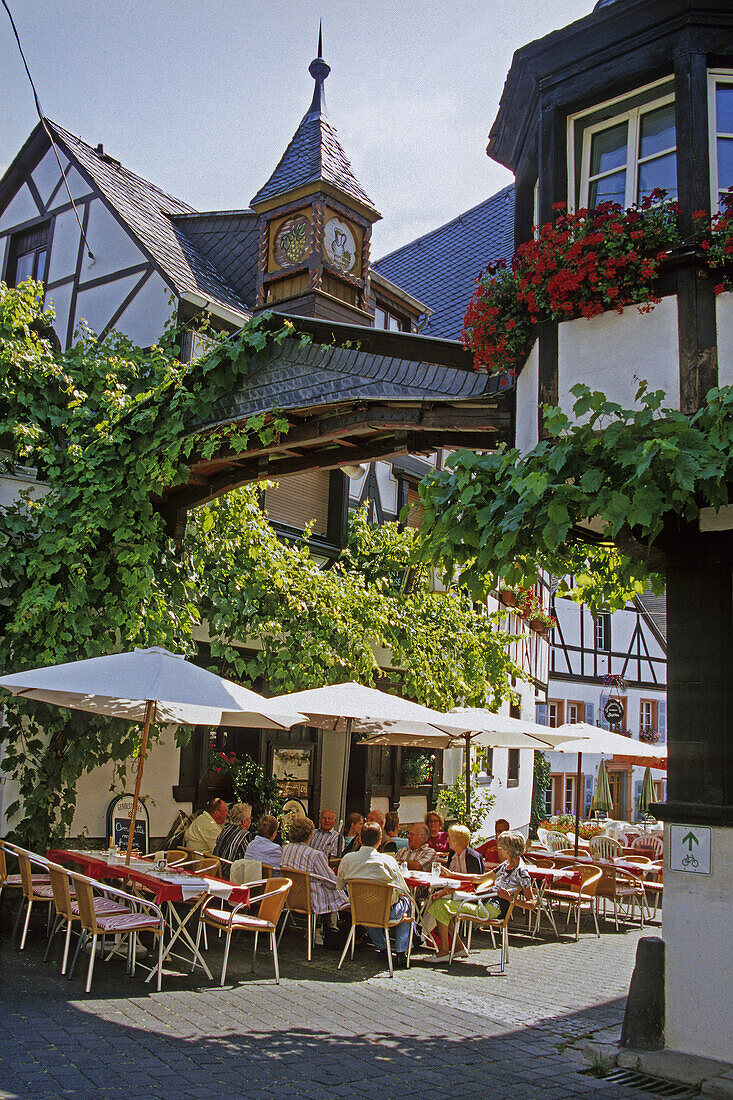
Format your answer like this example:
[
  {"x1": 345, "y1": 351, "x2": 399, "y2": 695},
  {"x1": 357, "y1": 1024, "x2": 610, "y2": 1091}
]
[
  {"x1": 543, "y1": 865, "x2": 602, "y2": 940},
  {"x1": 67, "y1": 869, "x2": 166, "y2": 992},
  {"x1": 191, "y1": 855, "x2": 222, "y2": 877},
  {"x1": 337, "y1": 879, "x2": 415, "y2": 978},
  {"x1": 631, "y1": 833, "x2": 663, "y2": 859},
  {"x1": 596, "y1": 864, "x2": 647, "y2": 930},
  {"x1": 44, "y1": 861, "x2": 127, "y2": 974},
  {"x1": 642, "y1": 861, "x2": 664, "y2": 921},
  {"x1": 230, "y1": 858, "x2": 263, "y2": 886},
  {"x1": 277, "y1": 866, "x2": 320, "y2": 960},
  {"x1": 448, "y1": 886, "x2": 522, "y2": 972},
  {"x1": 589, "y1": 835, "x2": 624, "y2": 860},
  {"x1": 0, "y1": 839, "x2": 50, "y2": 934},
  {"x1": 9, "y1": 843, "x2": 58, "y2": 949},
  {"x1": 196, "y1": 877, "x2": 291, "y2": 986}
]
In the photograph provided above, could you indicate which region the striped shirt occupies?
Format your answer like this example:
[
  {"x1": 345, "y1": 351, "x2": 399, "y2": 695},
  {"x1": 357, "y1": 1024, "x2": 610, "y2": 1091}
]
[
  {"x1": 310, "y1": 828, "x2": 340, "y2": 859},
  {"x1": 280, "y1": 842, "x2": 349, "y2": 915},
  {"x1": 214, "y1": 823, "x2": 253, "y2": 866}
]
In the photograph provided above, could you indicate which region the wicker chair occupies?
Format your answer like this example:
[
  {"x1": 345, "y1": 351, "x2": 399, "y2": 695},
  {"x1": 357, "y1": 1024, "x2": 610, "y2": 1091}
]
[
  {"x1": 448, "y1": 887, "x2": 522, "y2": 971},
  {"x1": 277, "y1": 865, "x2": 343, "y2": 960},
  {"x1": 596, "y1": 864, "x2": 647, "y2": 930},
  {"x1": 589, "y1": 835, "x2": 624, "y2": 860},
  {"x1": 0, "y1": 838, "x2": 50, "y2": 936},
  {"x1": 44, "y1": 861, "x2": 127, "y2": 974},
  {"x1": 196, "y1": 878, "x2": 291, "y2": 986},
  {"x1": 337, "y1": 879, "x2": 415, "y2": 978},
  {"x1": 642, "y1": 861, "x2": 664, "y2": 920},
  {"x1": 543, "y1": 865, "x2": 602, "y2": 940},
  {"x1": 10, "y1": 844, "x2": 59, "y2": 949},
  {"x1": 191, "y1": 856, "x2": 222, "y2": 877},
  {"x1": 67, "y1": 869, "x2": 165, "y2": 992}
]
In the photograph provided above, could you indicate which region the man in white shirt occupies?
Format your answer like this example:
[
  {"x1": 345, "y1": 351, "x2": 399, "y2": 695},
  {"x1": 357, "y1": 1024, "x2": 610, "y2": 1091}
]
[
  {"x1": 337, "y1": 820, "x2": 413, "y2": 967},
  {"x1": 184, "y1": 797, "x2": 228, "y2": 855},
  {"x1": 310, "y1": 809, "x2": 340, "y2": 859}
]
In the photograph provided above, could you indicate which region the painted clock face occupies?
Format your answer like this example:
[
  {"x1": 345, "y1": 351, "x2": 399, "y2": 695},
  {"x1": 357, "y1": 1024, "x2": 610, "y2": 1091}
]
[
  {"x1": 324, "y1": 216, "x2": 357, "y2": 273},
  {"x1": 273, "y1": 215, "x2": 311, "y2": 267}
]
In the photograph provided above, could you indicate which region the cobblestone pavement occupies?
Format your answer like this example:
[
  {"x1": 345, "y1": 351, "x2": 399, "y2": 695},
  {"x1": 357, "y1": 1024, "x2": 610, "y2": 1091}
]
[{"x1": 0, "y1": 900, "x2": 657, "y2": 1099}]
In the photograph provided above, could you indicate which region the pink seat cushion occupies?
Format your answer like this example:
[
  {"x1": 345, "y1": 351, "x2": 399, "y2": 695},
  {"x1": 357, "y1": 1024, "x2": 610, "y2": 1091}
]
[
  {"x1": 204, "y1": 908, "x2": 274, "y2": 932},
  {"x1": 3, "y1": 874, "x2": 51, "y2": 887},
  {"x1": 93, "y1": 910, "x2": 161, "y2": 933}
]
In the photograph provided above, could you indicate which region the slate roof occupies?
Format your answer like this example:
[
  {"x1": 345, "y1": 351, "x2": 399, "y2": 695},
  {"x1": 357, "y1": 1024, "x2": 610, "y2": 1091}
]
[
  {"x1": 637, "y1": 590, "x2": 667, "y2": 644},
  {"x1": 198, "y1": 332, "x2": 498, "y2": 429},
  {"x1": 373, "y1": 184, "x2": 515, "y2": 340},
  {"x1": 250, "y1": 58, "x2": 379, "y2": 216},
  {"x1": 47, "y1": 121, "x2": 251, "y2": 321},
  {"x1": 170, "y1": 210, "x2": 260, "y2": 309}
]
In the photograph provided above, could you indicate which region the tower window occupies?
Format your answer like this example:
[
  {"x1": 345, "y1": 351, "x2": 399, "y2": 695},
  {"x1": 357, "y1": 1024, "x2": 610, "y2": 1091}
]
[
  {"x1": 8, "y1": 222, "x2": 49, "y2": 287},
  {"x1": 709, "y1": 71, "x2": 733, "y2": 208},
  {"x1": 374, "y1": 302, "x2": 410, "y2": 331},
  {"x1": 569, "y1": 79, "x2": 677, "y2": 211}
]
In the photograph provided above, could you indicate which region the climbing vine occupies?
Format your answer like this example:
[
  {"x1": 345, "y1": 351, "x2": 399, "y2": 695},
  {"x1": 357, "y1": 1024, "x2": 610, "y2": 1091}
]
[
  {"x1": 417, "y1": 381, "x2": 733, "y2": 616},
  {"x1": 0, "y1": 283, "x2": 521, "y2": 848}
]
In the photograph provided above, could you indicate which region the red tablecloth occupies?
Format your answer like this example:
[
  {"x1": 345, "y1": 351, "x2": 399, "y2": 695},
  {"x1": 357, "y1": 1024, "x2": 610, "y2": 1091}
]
[{"x1": 47, "y1": 850, "x2": 251, "y2": 907}]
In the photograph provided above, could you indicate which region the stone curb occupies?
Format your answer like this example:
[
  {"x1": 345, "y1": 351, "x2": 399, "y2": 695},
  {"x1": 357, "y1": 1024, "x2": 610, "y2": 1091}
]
[{"x1": 576, "y1": 1038, "x2": 733, "y2": 1096}]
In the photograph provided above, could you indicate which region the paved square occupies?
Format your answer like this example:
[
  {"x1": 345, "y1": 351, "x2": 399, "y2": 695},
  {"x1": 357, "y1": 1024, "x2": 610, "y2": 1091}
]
[{"x1": 0, "y1": 900, "x2": 655, "y2": 1098}]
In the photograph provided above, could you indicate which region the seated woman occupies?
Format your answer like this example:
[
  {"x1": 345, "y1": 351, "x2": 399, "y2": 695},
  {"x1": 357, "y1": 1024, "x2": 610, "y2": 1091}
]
[
  {"x1": 425, "y1": 811, "x2": 449, "y2": 853},
  {"x1": 341, "y1": 812, "x2": 364, "y2": 855},
  {"x1": 426, "y1": 830, "x2": 534, "y2": 959},
  {"x1": 442, "y1": 824, "x2": 485, "y2": 877},
  {"x1": 382, "y1": 811, "x2": 408, "y2": 854},
  {"x1": 281, "y1": 817, "x2": 349, "y2": 927}
]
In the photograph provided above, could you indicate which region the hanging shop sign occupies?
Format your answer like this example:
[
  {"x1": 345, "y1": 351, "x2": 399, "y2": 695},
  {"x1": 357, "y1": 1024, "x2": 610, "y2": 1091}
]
[{"x1": 603, "y1": 697, "x2": 625, "y2": 725}]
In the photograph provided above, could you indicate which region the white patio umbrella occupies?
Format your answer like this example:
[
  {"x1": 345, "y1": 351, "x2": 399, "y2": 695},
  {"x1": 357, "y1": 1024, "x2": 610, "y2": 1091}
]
[
  {"x1": 545, "y1": 721, "x2": 668, "y2": 855},
  {"x1": 363, "y1": 707, "x2": 583, "y2": 819},
  {"x1": 0, "y1": 646, "x2": 306, "y2": 863},
  {"x1": 259, "y1": 682, "x2": 458, "y2": 821}
]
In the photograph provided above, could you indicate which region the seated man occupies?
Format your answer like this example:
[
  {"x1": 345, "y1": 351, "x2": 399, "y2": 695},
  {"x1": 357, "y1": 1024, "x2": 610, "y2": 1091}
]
[
  {"x1": 244, "y1": 815, "x2": 282, "y2": 870},
  {"x1": 395, "y1": 822, "x2": 435, "y2": 871},
  {"x1": 337, "y1": 820, "x2": 413, "y2": 968},
  {"x1": 214, "y1": 803, "x2": 253, "y2": 875},
  {"x1": 383, "y1": 811, "x2": 408, "y2": 854},
  {"x1": 184, "y1": 797, "x2": 228, "y2": 855},
  {"x1": 476, "y1": 818, "x2": 510, "y2": 864},
  {"x1": 310, "y1": 808, "x2": 340, "y2": 859}
]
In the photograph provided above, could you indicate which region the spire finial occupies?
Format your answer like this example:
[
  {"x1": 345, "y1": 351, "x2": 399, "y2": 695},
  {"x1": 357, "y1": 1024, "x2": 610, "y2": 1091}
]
[{"x1": 307, "y1": 21, "x2": 330, "y2": 119}]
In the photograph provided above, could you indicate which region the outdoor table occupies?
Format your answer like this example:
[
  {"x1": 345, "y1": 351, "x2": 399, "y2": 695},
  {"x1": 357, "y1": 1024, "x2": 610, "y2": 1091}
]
[{"x1": 48, "y1": 849, "x2": 252, "y2": 981}]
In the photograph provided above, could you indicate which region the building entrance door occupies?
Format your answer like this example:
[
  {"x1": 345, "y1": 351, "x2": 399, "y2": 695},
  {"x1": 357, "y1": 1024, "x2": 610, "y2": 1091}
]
[{"x1": 607, "y1": 770, "x2": 625, "y2": 820}]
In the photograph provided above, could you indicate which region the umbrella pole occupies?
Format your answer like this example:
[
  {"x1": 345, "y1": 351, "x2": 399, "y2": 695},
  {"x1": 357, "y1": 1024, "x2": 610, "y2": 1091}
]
[
  {"x1": 574, "y1": 751, "x2": 582, "y2": 858},
  {"x1": 125, "y1": 699, "x2": 154, "y2": 866},
  {"x1": 339, "y1": 716, "x2": 352, "y2": 826},
  {"x1": 465, "y1": 733, "x2": 471, "y2": 824}
]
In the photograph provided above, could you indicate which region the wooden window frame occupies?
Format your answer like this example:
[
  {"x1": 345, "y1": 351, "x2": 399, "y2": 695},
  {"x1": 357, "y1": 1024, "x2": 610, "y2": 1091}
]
[
  {"x1": 547, "y1": 699, "x2": 565, "y2": 728},
  {"x1": 639, "y1": 698, "x2": 658, "y2": 729},
  {"x1": 507, "y1": 748, "x2": 520, "y2": 788},
  {"x1": 565, "y1": 700, "x2": 584, "y2": 725},
  {"x1": 9, "y1": 221, "x2": 50, "y2": 287},
  {"x1": 707, "y1": 69, "x2": 733, "y2": 209},
  {"x1": 374, "y1": 300, "x2": 410, "y2": 332}
]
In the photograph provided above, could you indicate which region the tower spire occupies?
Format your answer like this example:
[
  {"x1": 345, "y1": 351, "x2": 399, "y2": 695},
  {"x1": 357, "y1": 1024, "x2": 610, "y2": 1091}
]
[{"x1": 306, "y1": 21, "x2": 330, "y2": 121}]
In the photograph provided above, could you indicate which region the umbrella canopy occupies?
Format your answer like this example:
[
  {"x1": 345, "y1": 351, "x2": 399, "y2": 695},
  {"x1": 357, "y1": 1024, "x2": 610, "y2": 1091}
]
[
  {"x1": 550, "y1": 722, "x2": 667, "y2": 768},
  {"x1": 0, "y1": 647, "x2": 306, "y2": 862},
  {"x1": 0, "y1": 646, "x2": 304, "y2": 729},
  {"x1": 590, "y1": 759, "x2": 614, "y2": 817},
  {"x1": 638, "y1": 766, "x2": 656, "y2": 817},
  {"x1": 261, "y1": 681, "x2": 453, "y2": 733}
]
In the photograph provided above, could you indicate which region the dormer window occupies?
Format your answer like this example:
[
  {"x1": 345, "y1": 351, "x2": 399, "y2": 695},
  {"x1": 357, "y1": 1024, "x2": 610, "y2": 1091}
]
[
  {"x1": 570, "y1": 79, "x2": 677, "y2": 211},
  {"x1": 708, "y1": 71, "x2": 733, "y2": 207}
]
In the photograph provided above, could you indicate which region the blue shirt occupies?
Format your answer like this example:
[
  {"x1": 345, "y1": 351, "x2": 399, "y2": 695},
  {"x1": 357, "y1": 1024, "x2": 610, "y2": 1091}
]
[{"x1": 245, "y1": 835, "x2": 282, "y2": 869}]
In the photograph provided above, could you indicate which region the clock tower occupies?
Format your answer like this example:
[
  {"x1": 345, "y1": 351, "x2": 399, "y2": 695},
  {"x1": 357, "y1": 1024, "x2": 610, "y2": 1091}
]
[{"x1": 251, "y1": 30, "x2": 381, "y2": 323}]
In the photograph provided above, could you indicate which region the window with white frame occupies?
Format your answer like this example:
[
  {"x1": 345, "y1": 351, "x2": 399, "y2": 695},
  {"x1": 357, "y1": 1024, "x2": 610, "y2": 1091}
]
[
  {"x1": 570, "y1": 79, "x2": 677, "y2": 211},
  {"x1": 566, "y1": 701, "x2": 582, "y2": 724},
  {"x1": 595, "y1": 613, "x2": 611, "y2": 652},
  {"x1": 543, "y1": 782, "x2": 553, "y2": 816},
  {"x1": 709, "y1": 71, "x2": 733, "y2": 207},
  {"x1": 547, "y1": 700, "x2": 564, "y2": 728}
]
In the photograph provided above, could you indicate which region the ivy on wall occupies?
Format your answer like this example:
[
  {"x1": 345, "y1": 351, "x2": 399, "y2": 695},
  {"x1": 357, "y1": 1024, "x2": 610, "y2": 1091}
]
[
  {"x1": 0, "y1": 283, "x2": 522, "y2": 848},
  {"x1": 417, "y1": 381, "x2": 733, "y2": 617}
]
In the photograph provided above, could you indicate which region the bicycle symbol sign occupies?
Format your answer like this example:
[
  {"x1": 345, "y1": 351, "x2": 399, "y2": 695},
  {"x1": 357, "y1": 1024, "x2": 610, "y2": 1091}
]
[{"x1": 669, "y1": 824, "x2": 712, "y2": 874}]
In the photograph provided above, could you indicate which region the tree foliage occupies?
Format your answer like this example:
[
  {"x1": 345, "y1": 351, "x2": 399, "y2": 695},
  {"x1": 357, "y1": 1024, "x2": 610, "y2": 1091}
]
[
  {"x1": 417, "y1": 381, "x2": 733, "y2": 616},
  {"x1": 0, "y1": 283, "x2": 522, "y2": 847}
]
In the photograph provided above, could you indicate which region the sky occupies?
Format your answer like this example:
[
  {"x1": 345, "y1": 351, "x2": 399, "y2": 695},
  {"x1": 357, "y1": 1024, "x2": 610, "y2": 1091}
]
[{"x1": 1, "y1": 0, "x2": 593, "y2": 258}]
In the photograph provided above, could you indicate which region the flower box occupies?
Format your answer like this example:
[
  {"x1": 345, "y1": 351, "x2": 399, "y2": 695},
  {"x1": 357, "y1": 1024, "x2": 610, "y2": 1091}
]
[{"x1": 499, "y1": 589, "x2": 518, "y2": 608}]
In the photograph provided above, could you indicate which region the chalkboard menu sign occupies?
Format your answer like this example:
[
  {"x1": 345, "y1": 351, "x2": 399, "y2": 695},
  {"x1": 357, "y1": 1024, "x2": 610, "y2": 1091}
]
[{"x1": 106, "y1": 794, "x2": 150, "y2": 854}]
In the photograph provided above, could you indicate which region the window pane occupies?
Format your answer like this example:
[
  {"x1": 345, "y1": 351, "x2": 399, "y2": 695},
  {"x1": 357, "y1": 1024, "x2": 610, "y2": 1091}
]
[
  {"x1": 590, "y1": 121, "x2": 628, "y2": 176},
  {"x1": 717, "y1": 136, "x2": 733, "y2": 194},
  {"x1": 716, "y1": 83, "x2": 733, "y2": 135},
  {"x1": 374, "y1": 307, "x2": 387, "y2": 329},
  {"x1": 639, "y1": 103, "x2": 676, "y2": 159},
  {"x1": 637, "y1": 151, "x2": 677, "y2": 201},
  {"x1": 34, "y1": 248, "x2": 48, "y2": 281},
  {"x1": 14, "y1": 252, "x2": 34, "y2": 284},
  {"x1": 388, "y1": 315, "x2": 401, "y2": 331},
  {"x1": 589, "y1": 170, "x2": 626, "y2": 207}
]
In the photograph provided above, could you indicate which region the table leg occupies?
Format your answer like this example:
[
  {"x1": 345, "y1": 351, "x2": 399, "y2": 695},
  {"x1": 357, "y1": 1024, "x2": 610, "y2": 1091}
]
[{"x1": 144, "y1": 899, "x2": 212, "y2": 982}]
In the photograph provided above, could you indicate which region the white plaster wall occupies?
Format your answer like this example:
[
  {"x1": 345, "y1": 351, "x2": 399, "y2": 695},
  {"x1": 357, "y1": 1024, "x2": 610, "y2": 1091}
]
[
  {"x1": 0, "y1": 470, "x2": 50, "y2": 510},
  {"x1": 46, "y1": 208, "x2": 81, "y2": 284},
  {"x1": 31, "y1": 149, "x2": 67, "y2": 207},
  {"x1": 113, "y1": 271, "x2": 173, "y2": 348},
  {"x1": 558, "y1": 296, "x2": 680, "y2": 414},
  {"x1": 715, "y1": 292, "x2": 733, "y2": 389},
  {"x1": 0, "y1": 184, "x2": 39, "y2": 232},
  {"x1": 79, "y1": 201, "x2": 148, "y2": 283},
  {"x1": 664, "y1": 824, "x2": 733, "y2": 1063},
  {"x1": 62, "y1": 166, "x2": 92, "y2": 202},
  {"x1": 397, "y1": 794, "x2": 428, "y2": 823},
  {"x1": 74, "y1": 272, "x2": 142, "y2": 337},
  {"x1": 44, "y1": 281, "x2": 74, "y2": 344},
  {"x1": 515, "y1": 338, "x2": 539, "y2": 454},
  {"x1": 70, "y1": 726, "x2": 190, "y2": 843}
]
